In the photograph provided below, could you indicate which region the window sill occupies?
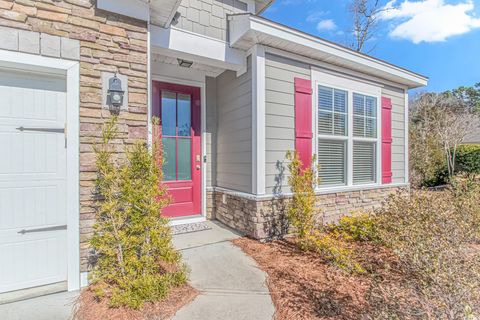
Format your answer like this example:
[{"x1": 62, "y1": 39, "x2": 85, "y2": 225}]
[{"x1": 315, "y1": 182, "x2": 409, "y2": 195}]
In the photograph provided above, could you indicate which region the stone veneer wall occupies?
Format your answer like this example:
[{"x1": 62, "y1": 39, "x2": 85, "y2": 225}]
[
  {"x1": 213, "y1": 186, "x2": 408, "y2": 239},
  {"x1": 0, "y1": 0, "x2": 148, "y2": 272}
]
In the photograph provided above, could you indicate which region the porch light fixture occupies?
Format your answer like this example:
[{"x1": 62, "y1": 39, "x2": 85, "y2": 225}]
[
  {"x1": 107, "y1": 74, "x2": 125, "y2": 113},
  {"x1": 177, "y1": 58, "x2": 193, "y2": 68}
]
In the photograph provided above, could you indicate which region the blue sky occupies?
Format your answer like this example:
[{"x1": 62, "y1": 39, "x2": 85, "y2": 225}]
[{"x1": 261, "y1": 0, "x2": 480, "y2": 93}]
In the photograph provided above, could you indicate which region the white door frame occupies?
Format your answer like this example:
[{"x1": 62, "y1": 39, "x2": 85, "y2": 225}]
[
  {"x1": 150, "y1": 73, "x2": 207, "y2": 226},
  {"x1": 0, "y1": 49, "x2": 80, "y2": 292}
]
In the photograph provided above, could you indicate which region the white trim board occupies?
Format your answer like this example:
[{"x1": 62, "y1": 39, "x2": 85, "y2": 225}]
[
  {"x1": 404, "y1": 89, "x2": 409, "y2": 184},
  {"x1": 251, "y1": 45, "x2": 266, "y2": 195},
  {"x1": 213, "y1": 183, "x2": 409, "y2": 202},
  {"x1": 0, "y1": 49, "x2": 80, "y2": 292}
]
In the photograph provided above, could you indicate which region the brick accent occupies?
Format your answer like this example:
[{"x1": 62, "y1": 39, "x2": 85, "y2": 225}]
[
  {"x1": 213, "y1": 186, "x2": 407, "y2": 240},
  {"x1": 0, "y1": 0, "x2": 148, "y2": 272}
]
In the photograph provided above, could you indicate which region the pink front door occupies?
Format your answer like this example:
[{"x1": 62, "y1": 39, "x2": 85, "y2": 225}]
[{"x1": 152, "y1": 81, "x2": 202, "y2": 218}]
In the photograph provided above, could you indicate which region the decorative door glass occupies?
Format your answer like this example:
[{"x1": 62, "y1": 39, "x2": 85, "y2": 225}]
[{"x1": 161, "y1": 91, "x2": 192, "y2": 181}]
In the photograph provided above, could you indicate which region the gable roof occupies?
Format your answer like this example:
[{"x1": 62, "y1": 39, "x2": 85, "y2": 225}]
[{"x1": 229, "y1": 14, "x2": 428, "y2": 89}]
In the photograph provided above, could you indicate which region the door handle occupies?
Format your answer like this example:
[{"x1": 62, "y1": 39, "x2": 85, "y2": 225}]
[
  {"x1": 16, "y1": 127, "x2": 65, "y2": 133},
  {"x1": 196, "y1": 165, "x2": 201, "y2": 170},
  {"x1": 17, "y1": 124, "x2": 68, "y2": 148},
  {"x1": 18, "y1": 225, "x2": 67, "y2": 235}
]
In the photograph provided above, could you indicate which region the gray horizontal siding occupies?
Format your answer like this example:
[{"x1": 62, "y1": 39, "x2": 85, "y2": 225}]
[
  {"x1": 265, "y1": 53, "x2": 310, "y2": 194},
  {"x1": 382, "y1": 85, "x2": 406, "y2": 184},
  {"x1": 176, "y1": 0, "x2": 248, "y2": 41},
  {"x1": 206, "y1": 76, "x2": 217, "y2": 188},
  {"x1": 215, "y1": 57, "x2": 252, "y2": 193}
]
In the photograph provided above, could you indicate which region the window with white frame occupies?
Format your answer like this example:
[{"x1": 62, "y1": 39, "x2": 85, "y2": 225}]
[{"x1": 315, "y1": 80, "x2": 380, "y2": 188}]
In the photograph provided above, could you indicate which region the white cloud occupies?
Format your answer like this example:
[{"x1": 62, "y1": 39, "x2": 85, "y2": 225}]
[
  {"x1": 306, "y1": 10, "x2": 328, "y2": 23},
  {"x1": 380, "y1": 0, "x2": 480, "y2": 43},
  {"x1": 316, "y1": 19, "x2": 337, "y2": 31}
]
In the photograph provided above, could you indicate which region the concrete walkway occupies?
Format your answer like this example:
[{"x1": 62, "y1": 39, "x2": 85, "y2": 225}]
[
  {"x1": 0, "y1": 221, "x2": 275, "y2": 320},
  {"x1": 172, "y1": 221, "x2": 275, "y2": 320},
  {"x1": 0, "y1": 290, "x2": 77, "y2": 320}
]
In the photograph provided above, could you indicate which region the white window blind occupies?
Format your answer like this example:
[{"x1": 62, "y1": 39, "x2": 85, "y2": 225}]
[
  {"x1": 353, "y1": 141, "x2": 376, "y2": 184},
  {"x1": 353, "y1": 93, "x2": 377, "y2": 138},
  {"x1": 318, "y1": 140, "x2": 347, "y2": 186},
  {"x1": 318, "y1": 86, "x2": 348, "y2": 136}
]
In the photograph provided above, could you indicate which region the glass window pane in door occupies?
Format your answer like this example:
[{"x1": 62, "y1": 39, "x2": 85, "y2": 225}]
[
  {"x1": 162, "y1": 137, "x2": 176, "y2": 181},
  {"x1": 177, "y1": 138, "x2": 191, "y2": 180},
  {"x1": 161, "y1": 91, "x2": 176, "y2": 136},
  {"x1": 177, "y1": 94, "x2": 191, "y2": 136}
]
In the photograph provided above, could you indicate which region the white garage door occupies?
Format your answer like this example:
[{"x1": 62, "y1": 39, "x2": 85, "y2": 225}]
[{"x1": 0, "y1": 69, "x2": 68, "y2": 294}]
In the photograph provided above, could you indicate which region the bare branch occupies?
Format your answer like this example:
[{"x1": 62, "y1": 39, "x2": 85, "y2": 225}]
[{"x1": 348, "y1": 0, "x2": 391, "y2": 53}]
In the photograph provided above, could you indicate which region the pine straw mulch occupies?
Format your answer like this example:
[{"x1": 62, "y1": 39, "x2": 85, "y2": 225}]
[
  {"x1": 74, "y1": 284, "x2": 198, "y2": 320},
  {"x1": 233, "y1": 237, "x2": 424, "y2": 320}
]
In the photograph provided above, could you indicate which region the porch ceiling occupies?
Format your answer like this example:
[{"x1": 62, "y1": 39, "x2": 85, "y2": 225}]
[{"x1": 153, "y1": 54, "x2": 225, "y2": 76}]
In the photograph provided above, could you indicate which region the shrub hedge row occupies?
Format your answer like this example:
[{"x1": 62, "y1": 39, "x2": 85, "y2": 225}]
[{"x1": 456, "y1": 144, "x2": 480, "y2": 174}]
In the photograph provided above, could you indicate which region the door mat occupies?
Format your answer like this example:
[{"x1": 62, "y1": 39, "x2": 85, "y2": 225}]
[{"x1": 171, "y1": 222, "x2": 212, "y2": 235}]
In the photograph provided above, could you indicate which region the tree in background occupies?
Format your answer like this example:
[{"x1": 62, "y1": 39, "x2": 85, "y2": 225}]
[
  {"x1": 409, "y1": 93, "x2": 447, "y2": 186},
  {"x1": 348, "y1": 0, "x2": 387, "y2": 53},
  {"x1": 447, "y1": 83, "x2": 480, "y2": 113},
  {"x1": 410, "y1": 92, "x2": 478, "y2": 186},
  {"x1": 430, "y1": 96, "x2": 476, "y2": 177}
]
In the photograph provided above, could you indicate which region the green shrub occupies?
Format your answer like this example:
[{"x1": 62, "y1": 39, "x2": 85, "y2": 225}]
[
  {"x1": 456, "y1": 144, "x2": 480, "y2": 174},
  {"x1": 285, "y1": 151, "x2": 318, "y2": 251},
  {"x1": 330, "y1": 213, "x2": 379, "y2": 242},
  {"x1": 313, "y1": 234, "x2": 366, "y2": 274},
  {"x1": 285, "y1": 151, "x2": 364, "y2": 274},
  {"x1": 90, "y1": 117, "x2": 187, "y2": 309}
]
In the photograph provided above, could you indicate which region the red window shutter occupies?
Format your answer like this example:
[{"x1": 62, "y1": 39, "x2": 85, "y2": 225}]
[
  {"x1": 381, "y1": 97, "x2": 393, "y2": 184},
  {"x1": 294, "y1": 77, "x2": 313, "y2": 170}
]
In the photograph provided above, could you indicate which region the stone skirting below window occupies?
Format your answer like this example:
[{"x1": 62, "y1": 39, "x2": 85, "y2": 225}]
[{"x1": 208, "y1": 186, "x2": 408, "y2": 240}]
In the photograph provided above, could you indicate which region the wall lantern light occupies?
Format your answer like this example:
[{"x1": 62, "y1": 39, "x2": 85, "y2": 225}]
[
  {"x1": 177, "y1": 58, "x2": 193, "y2": 68},
  {"x1": 107, "y1": 74, "x2": 125, "y2": 113}
]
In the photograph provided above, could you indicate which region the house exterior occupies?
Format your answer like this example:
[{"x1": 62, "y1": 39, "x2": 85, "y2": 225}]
[{"x1": 0, "y1": 0, "x2": 427, "y2": 299}]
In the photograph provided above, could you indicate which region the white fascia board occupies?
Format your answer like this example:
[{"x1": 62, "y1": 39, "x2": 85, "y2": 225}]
[
  {"x1": 151, "y1": 25, "x2": 246, "y2": 71},
  {"x1": 97, "y1": 0, "x2": 149, "y2": 21},
  {"x1": 231, "y1": 15, "x2": 428, "y2": 89}
]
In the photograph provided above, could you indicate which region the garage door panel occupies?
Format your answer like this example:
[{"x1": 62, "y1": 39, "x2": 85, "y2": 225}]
[
  {"x1": 0, "y1": 69, "x2": 68, "y2": 294},
  {"x1": 0, "y1": 86, "x2": 66, "y2": 122},
  {"x1": 0, "y1": 182, "x2": 67, "y2": 232},
  {"x1": 0, "y1": 232, "x2": 67, "y2": 293},
  {"x1": 0, "y1": 130, "x2": 66, "y2": 178}
]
